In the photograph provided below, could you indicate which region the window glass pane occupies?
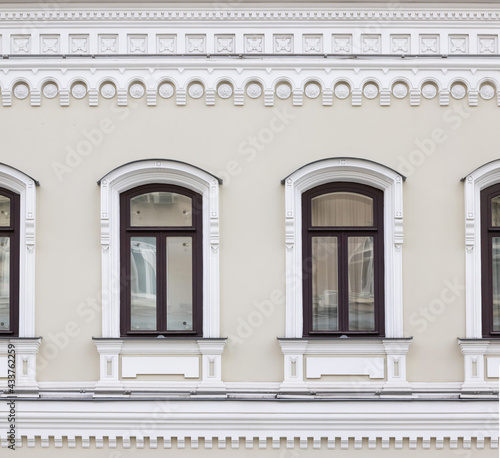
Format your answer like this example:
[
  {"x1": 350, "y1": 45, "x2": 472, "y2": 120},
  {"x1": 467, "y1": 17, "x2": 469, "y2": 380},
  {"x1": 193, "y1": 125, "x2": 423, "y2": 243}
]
[
  {"x1": 166, "y1": 237, "x2": 193, "y2": 331},
  {"x1": 130, "y1": 237, "x2": 157, "y2": 331},
  {"x1": 493, "y1": 237, "x2": 500, "y2": 331},
  {"x1": 0, "y1": 237, "x2": 10, "y2": 331},
  {"x1": 311, "y1": 192, "x2": 373, "y2": 227},
  {"x1": 492, "y1": 196, "x2": 500, "y2": 227},
  {"x1": 0, "y1": 195, "x2": 10, "y2": 227},
  {"x1": 348, "y1": 237, "x2": 375, "y2": 331},
  {"x1": 312, "y1": 237, "x2": 338, "y2": 331},
  {"x1": 130, "y1": 192, "x2": 192, "y2": 227}
]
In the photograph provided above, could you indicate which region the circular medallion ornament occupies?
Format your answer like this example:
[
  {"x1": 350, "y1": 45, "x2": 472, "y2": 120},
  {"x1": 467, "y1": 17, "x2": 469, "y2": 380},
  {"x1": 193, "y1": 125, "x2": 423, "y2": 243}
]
[
  {"x1": 71, "y1": 83, "x2": 87, "y2": 99},
  {"x1": 188, "y1": 83, "x2": 204, "y2": 99},
  {"x1": 392, "y1": 83, "x2": 408, "y2": 99},
  {"x1": 43, "y1": 83, "x2": 58, "y2": 99},
  {"x1": 14, "y1": 83, "x2": 29, "y2": 100},
  {"x1": 129, "y1": 83, "x2": 145, "y2": 99},
  {"x1": 421, "y1": 83, "x2": 437, "y2": 99},
  {"x1": 217, "y1": 83, "x2": 233, "y2": 99},
  {"x1": 363, "y1": 83, "x2": 379, "y2": 99},
  {"x1": 276, "y1": 83, "x2": 291, "y2": 99},
  {"x1": 451, "y1": 83, "x2": 467, "y2": 100},
  {"x1": 480, "y1": 84, "x2": 495, "y2": 100},
  {"x1": 305, "y1": 83, "x2": 321, "y2": 99},
  {"x1": 100, "y1": 83, "x2": 116, "y2": 99},
  {"x1": 158, "y1": 83, "x2": 174, "y2": 99},
  {"x1": 246, "y1": 83, "x2": 262, "y2": 99},
  {"x1": 334, "y1": 83, "x2": 350, "y2": 99}
]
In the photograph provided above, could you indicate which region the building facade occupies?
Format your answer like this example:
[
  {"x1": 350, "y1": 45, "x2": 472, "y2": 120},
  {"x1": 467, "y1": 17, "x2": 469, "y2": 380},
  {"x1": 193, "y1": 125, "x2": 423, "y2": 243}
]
[{"x1": 0, "y1": 0, "x2": 498, "y2": 456}]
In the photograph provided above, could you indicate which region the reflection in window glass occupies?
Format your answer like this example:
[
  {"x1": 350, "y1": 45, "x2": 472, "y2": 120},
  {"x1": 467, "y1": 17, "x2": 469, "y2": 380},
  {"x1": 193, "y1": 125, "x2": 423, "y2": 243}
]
[
  {"x1": 0, "y1": 237, "x2": 10, "y2": 330},
  {"x1": 493, "y1": 237, "x2": 500, "y2": 331},
  {"x1": 0, "y1": 195, "x2": 10, "y2": 227},
  {"x1": 492, "y1": 196, "x2": 500, "y2": 227},
  {"x1": 312, "y1": 237, "x2": 338, "y2": 331},
  {"x1": 348, "y1": 237, "x2": 375, "y2": 331},
  {"x1": 130, "y1": 237, "x2": 157, "y2": 331},
  {"x1": 130, "y1": 192, "x2": 192, "y2": 227},
  {"x1": 166, "y1": 237, "x2": 193, "y2": 331}
]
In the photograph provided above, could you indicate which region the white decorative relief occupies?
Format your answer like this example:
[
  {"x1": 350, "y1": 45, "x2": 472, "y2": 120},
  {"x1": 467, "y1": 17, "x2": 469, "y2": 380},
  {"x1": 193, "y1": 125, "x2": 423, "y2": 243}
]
[
  {"x1": 421, "y1": 83, "x2": 437, "y2": 99},
  {"x1": 333, "y1": 35, "x2": 352, "y2": 53},
  {"x1": 391, "y1": 35, "x2": 409, "y2": 53},
  {"x1": 276, "y1": 83, "x2": 291, "y2": 100},
  {"x1": 486, "y1": 357, "x2": 500, "y2": 378},
  {"x1": 274, "y1": 35, "x2": 293, "y2": 53},
  {"x1": 188, "y1": 83, "x2": 204, "y2": 99},
  {"x1": 99, "y1": 35, "x2": 118, "y2": 53},
  {"x1": 478, "y1": 36, "x2": 497, "y2": 54},
  {"x1": 420, "y1": 35, "x2": 439, "y2": 54},
  {"x1": 158, "y1": 82, "x2": 175, "y2": 98},
  {"x1": 307, "y1": 357, "x2": 385, "y2": 379},
  {"x1": 246, "y1": 83, "x2": 262, "y2": 99},
  {"x1": 128, "y1": 35, "x2": 147, "y2": 54},
  {"x1": 392, "y1": 83, "x2": 408, "y2": 99},
  {"x1": 305, "y1": 83, "x2": 321, "y2": 99},
  {"x1": 42, "y1": 83, "x2": 58, "y2": 99},
  {"x1": 0, "y1": 339, "x2": 41, "y2": 390},
  {"x1": 12, "y1": 36, "x2": 30, "y2": 54},
  {"x1": 100, "y1": 83, "x2": 116, "y2": 99},
  {"x1": 362, "y1": 35, "x2": 381, "y2": 53},
  {"x1": 157, "y1": 35, "x2": 176, "y2": 54},
  {"x1": 187, "y1": 35, "x2": 206, "y2": 53},
  {"x1": 217, "y1": 83, "x2": 233, "y2": 99},
  {"x1": 480, "y1": 84, "x2": 496, "y2": 100},
  {"x1": 216, "y1": 35, "x2": 234, "y2": 53},
  {"x1": 122, "y1": 356, "x2": 199, "y2": 378},
  {"x1": 41, "y1": 35, "x2": 59, "y2": 54},
  {"x1": 245, "y1": 35, "x2": 264, "y2": 53},
  {"x1": 129, "y1": 83, "x2": 145, "y2": 99},
  {"x1": 71, "y1": 83, "x2": 87, "y2": 99},
  {"x1": 334, "y1": 83, "x2": 350, "y2": 99},
  {"x1": 69, "y1": 35, "x2": 88, "y2": 54},
  {"x1": 449, "y1": 36, "x2": 468, "y2": 54},
  {"x1": 14, "y1": 83, "x2": 29, "y2": 100},
  {"x1": 303, "y1": 35, "x2": 322, "y2": 53},
  {"x1": 363, "y1": 83, "x2": 379, "y2": 99},
  {"x1": 451, "y1": 83, "x2": 467, "y2": 100}
]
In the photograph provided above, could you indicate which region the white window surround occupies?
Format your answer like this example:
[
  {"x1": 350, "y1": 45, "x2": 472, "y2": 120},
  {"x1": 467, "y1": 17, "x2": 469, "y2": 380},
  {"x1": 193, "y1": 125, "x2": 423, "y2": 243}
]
[
  {"x1": 0, "y1": 163, "x2": 38, "y2": 337},
  {"x1": 99, "y1": 159, "x2": 221, "y2": 338},
  {"x1": 0, "y1": 163, "x2": 41, "y2": 391},
  {"x1": 283, "y1": 157, "x2": 405, "y2": 339},
  {"x1": 96, "y1": 159, "x2": 224, "y2": 391},
  {"x1": 460, "y1": 159, "x2": 500, "y2": 391}
]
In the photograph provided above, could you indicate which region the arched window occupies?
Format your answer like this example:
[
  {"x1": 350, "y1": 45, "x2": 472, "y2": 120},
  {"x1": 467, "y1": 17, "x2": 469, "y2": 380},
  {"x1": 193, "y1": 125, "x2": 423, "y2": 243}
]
[
  {"x1": 0, "y1": 187, "x2": 19, "y2": 336},
  {"x1": 120, "y1": 184, "x2": 203, "y2": 336},
  {"x1": 481, "y1": 183, "x2": 500, "y2": 337},
  {"x1": 302, "y1": 182, "x2": 384, "y2": 336}
]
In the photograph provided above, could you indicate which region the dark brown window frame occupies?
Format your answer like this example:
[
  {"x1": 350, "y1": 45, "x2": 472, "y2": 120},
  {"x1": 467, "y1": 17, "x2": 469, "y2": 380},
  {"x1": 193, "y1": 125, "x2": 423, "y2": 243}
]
[
  {"x1": 0, "y1": 187, "x2": 20, "y2": 336},
  {"x1": 480, "y1": 182, "x2": 500, "y2": 337},
  {"x1": 120, "y1": 183, "x2": 203, "y2": 337},
  {"x1": 302, "y1": 182, "x2": 385, "y2": 337}
]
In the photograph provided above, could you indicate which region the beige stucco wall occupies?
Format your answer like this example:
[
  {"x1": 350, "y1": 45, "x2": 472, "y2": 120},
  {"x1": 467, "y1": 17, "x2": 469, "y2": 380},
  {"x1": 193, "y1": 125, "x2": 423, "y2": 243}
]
[{"x1": 0, "y1": 91, "x2": 496, "y2": 383}]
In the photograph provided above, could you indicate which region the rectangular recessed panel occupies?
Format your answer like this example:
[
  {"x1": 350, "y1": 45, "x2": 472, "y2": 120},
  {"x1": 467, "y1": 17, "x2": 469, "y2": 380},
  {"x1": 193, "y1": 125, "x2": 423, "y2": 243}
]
[
  {"x1": 306, "y1": 356, "x2": 385, "y2": 379},
  {"x1": 0, "y1": 356, "x2": 7, "y2": 377},
  {"x1": 486, "y1": 357, "x2": 500, "y2": 378},
  {"x1": 121, "y1": 356, "x2": 199, "y2": 378}
]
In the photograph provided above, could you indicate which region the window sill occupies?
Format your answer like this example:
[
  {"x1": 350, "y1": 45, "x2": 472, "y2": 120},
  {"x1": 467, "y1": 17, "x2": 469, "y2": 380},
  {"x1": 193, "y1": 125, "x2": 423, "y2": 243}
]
[
  {"x1": 277, "y1": 337, "x2": 412, "y2": 392},
  {"x1": 93, "y1": 337, "x2": 227, "y2": 393}
]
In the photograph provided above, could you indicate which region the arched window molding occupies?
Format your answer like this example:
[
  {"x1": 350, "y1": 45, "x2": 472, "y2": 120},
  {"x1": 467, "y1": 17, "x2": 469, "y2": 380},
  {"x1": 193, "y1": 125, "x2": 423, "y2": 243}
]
[
  {"x1": 96, "y1": 160, "x2": 225, "y2": 392},
  {"x1": 0, "y1": 163, "x2": 40, "y2": 391},
  {"x1": 99, "y1": 159, "x2": 221, "y2": 338},
  {"x1": 459, "y1": 160, "x2": 500, "y2": 391},
  {"x1": 283, "y1": 157, "x2": 405, "y2": 339}
]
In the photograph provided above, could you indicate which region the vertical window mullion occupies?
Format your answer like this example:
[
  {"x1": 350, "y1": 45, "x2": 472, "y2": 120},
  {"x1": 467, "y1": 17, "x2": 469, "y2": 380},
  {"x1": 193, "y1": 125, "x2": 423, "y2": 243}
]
[
  {"x1": 158, "y1": 233, "x2": 165, "y2": 333},
  {"x1": 339, "y1": 232, "x2": 348, "y2": 332}
]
